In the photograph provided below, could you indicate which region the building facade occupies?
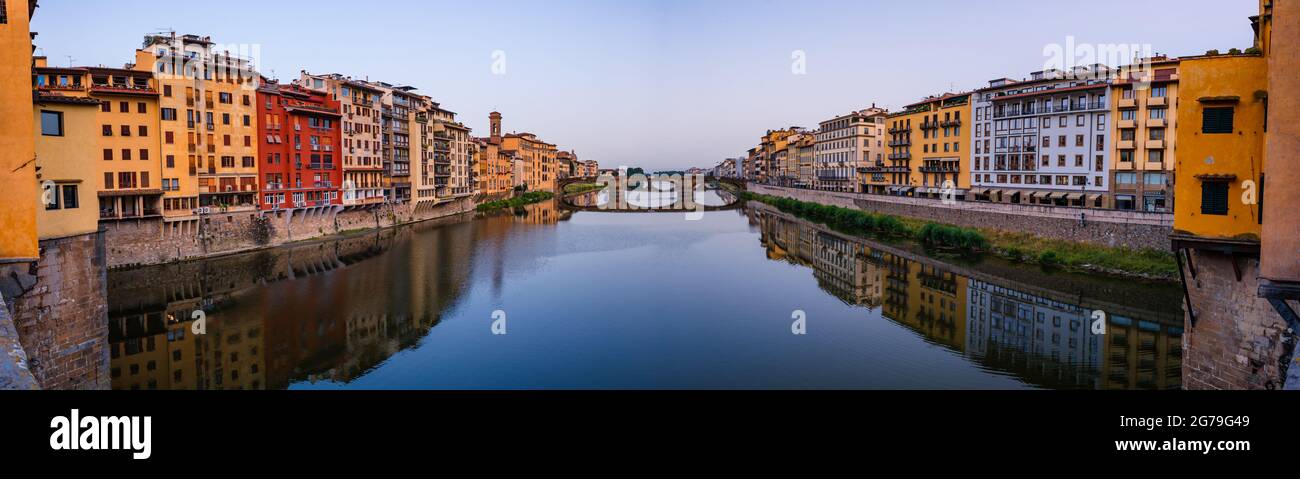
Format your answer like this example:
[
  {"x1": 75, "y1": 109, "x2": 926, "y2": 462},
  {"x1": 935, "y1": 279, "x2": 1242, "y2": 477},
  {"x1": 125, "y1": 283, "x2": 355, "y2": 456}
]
[
  {"x1": 1111, "y1": 58, "x2": 1179, "y2": 212},
  {"x1": 32, "y1": 65, "x2": 102, "y2": 240},
  {"x1": 971, "y1": 67, "x2": 1112, "y2": 208},
  {"x1": 1, "y1": 0, "x2": 39, "y2": 262},
  {"x1": 255, "y1": 80, "x2": 343, "y2": 210},
  {"x1": 815, "y1": 108, "x2": 885, "y2": 193},
  {"x1": 139, "y1": 34, "x2": 260, "y2": 218},
  {"x1": 502, "y1": 132, "x2": 557, "y2": 192},
  {"x1": 878, "y1": 95, "x2": 969, "y2": 198},
  {"x1": 299, "y1": 72, "x2": 385, "y2": 207}
]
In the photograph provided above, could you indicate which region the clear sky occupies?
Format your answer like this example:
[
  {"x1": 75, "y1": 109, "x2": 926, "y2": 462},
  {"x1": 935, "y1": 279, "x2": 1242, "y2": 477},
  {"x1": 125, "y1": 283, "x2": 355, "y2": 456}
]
[{"x1": 31, "y1": 0, "x2": 1260, "y2": 171}]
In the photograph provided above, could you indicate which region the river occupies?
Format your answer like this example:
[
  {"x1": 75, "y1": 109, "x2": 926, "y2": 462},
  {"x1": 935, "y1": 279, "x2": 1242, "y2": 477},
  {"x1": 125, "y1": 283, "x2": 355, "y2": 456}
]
[{"x1": 106, "y1": 189, "x2": 1184, "y2": 389}]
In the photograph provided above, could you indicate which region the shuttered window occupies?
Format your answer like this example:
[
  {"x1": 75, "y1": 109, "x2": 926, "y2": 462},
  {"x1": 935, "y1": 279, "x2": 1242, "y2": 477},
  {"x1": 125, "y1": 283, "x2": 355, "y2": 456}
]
[
  {"x1": 1202, "y1": 107, "x2": 1235, "y2": 134},
  {"x1": 1, "y1": 0, "x2": 8, "y2": 24},
  {"x1": 1201, "y1": 181, "x2": 1229, "y2": 215}
]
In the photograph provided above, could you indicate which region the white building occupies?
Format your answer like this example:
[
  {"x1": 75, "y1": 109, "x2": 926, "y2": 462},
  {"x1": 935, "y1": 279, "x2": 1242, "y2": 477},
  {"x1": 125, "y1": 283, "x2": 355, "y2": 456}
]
[{"x1": 970, "y1": 66, "x2": 1113, "y2": 208}]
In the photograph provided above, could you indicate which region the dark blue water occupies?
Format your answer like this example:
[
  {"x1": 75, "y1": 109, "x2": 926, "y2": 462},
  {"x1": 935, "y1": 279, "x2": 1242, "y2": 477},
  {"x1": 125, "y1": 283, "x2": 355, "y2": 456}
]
[{"x1": 107, "y1": 196, "x2": 1184, "y2": 390}]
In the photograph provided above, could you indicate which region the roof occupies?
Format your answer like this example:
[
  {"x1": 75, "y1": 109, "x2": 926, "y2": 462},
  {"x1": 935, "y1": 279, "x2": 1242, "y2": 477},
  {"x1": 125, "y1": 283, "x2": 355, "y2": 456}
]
[
  {"x1": 903, "y1": 92, "x2": 971, "y2": 109},
  {"x1": 991, "y1": 82, "x2": 1108, "y2": 102},
  {"x1": 34, "y1": 92, "x2": 101, "y2": 106}
]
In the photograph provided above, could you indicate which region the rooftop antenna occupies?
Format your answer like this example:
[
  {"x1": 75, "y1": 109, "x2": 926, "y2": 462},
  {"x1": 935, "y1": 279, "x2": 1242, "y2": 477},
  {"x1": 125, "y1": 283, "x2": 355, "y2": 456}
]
[{"x1": 66, "y1": 55, "x2": 75, "y2": 68}]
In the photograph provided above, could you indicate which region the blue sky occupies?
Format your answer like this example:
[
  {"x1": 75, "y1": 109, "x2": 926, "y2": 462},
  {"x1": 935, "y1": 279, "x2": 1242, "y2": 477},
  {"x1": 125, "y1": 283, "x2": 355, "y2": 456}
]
[{"x1": 32, "y1": 0, "x2": 1259, "y2": 171}]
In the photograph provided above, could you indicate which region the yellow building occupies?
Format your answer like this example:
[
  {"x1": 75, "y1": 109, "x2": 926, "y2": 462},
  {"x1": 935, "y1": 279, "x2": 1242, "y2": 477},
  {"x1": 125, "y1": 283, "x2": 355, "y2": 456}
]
[
  {"x1": 502, "y1": 132, "x2": 557, "y2": 192},
  {"x1": 138, "y1": 35, "x2": 260, "y2": 217},
  {"x1": 33, "y1": 65, "x2": 102, "y2": 240},
  {"x1": 1172, "y1": 55, "x2": 1267, "y2": 240},
  {"x1": 1, "y1": 0, "x2": 39, "y2": 262},
  {"x1": 1111, "y1": 57, "x2": 1179, "y2": 212},
  {"x1": 80, "y1": 66, "x2": 165, "y2": 221},
  {"x1": 879, "y1": 93, "x2": 970, "y2": 198}
]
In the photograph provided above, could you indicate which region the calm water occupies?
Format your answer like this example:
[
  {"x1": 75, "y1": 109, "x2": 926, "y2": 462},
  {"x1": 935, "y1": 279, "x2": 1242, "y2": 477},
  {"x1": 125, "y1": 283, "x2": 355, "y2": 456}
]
[{"x1": 107, "y1": 191, "x2": 1184, "y2": 389}]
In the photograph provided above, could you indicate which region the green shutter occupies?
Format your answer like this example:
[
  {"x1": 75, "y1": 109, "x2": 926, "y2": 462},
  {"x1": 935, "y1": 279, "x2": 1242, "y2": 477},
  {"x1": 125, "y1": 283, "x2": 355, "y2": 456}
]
[
  {"x1": 1201, "y1": 181, "x2": 1229, "y2": 215},
  {"x1": 1202, "y1": 107, "x2": 1235, "y2": 134}
]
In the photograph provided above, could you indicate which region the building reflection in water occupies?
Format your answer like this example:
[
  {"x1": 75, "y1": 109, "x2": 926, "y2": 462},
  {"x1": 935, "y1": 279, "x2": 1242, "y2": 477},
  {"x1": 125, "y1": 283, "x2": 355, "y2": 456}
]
[
  {"x1": 108, "y1": 203, "x2": 578, "y2": 391},
  {"x1": 752, "y1": 202, "x2": 1183, "y2": 390}
]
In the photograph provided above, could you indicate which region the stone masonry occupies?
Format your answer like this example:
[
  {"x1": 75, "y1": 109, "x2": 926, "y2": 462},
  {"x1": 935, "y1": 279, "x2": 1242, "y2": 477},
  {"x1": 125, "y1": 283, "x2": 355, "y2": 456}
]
[
  {"x1": 749, "y1": 184, "x2": 1173, "y2": 251},
  {"x1": 104, "y1": 197, "x2": 477, "y2": 269},
  {"x1": 9, "y1": 232, "x2": 110, "y2": 390},
  {"x1": 1182, "y1": 251, "x2": 1298, "y2": 390}
]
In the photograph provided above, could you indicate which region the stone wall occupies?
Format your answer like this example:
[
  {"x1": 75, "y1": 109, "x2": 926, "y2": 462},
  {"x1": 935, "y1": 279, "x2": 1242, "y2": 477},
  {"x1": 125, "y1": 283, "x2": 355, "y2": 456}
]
[
  {"x1": 103, "y1": 197, "x2": 478, "y2": 269},
  {"x1": 1182, "y1": 251, "x2": 1297, "y2": 390},
  {"x1": 9, "y1": 232, "x2": 109, "y2": 390},
  {"x1": 0, "y1": 293, "x2": 39, "y2": 389},
  {"x1": 749, "y1": 184, "x2": 1174, "y2": 251}
]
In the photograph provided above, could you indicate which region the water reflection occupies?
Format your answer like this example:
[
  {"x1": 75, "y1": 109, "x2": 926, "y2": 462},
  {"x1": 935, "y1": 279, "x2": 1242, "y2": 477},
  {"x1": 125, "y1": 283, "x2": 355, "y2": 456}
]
[
  {"x1": 108, "y1": 197, "x2": 1183, "y2": 390},
  {"x1": 751, "y1": 202, "x2": 1183, "y2": 389}
]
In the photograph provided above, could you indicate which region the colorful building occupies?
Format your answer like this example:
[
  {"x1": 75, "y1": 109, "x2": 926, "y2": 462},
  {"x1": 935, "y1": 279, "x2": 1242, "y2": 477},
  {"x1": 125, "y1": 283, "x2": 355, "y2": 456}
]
[
  {"x1": 255, "y1": 79, "x2": 343, "y2": 210},
  {"x1": 431, "y1": 104, "x2": 475, "y2": 199},
  {"x1": 0, "y1": 0, "x2": 39, "y2": 263},
  {"x1": 86, "y1": 66, "x2": 164, "y2": 221},
  {"x1": 1172, "y1": 0, "x2": 1298, "y2": 390},
  {"x1": 475, "y1": 111, "x2": 513, "y2": 196},
  {"x1": 299, "y1": 72, "x2": 386, "y2": 207},
  {"x1": 502, "y1": 132, "x2": 558, "y2": 192},
  {"x1": 879, "y1": 94, "x2": 969, "y2": 198},
  {"x1": 32, "y1": 62, "x2": 102, "y2": 240},
  {"x1": 1110, "y1": 58, "x2": 1179, "y2": 212},
  {"x1": 139, "y1": 34, "x2": 260, "y2": 217}
]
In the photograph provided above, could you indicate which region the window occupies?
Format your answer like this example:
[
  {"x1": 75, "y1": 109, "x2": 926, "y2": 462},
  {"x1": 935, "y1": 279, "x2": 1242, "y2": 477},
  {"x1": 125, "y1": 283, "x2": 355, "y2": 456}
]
[
  {"x1": 62, "y1": 185, "x2": 79, "y2": 209},
  {"x1": 1149, "y1": 150, "x2": 1165, "y2": 164},
  {"x1": 100, "y1": 102, "x2": 110, "y2": 113},
  {"x1": 1149, "y1": 108, "x2": 1166, "y2": 120},
  {"x1": 1116, "y1": 172, "x2": 1137, "y2": 184},
  {"x1": 166, "y1": 155, "x2": 175, "y2": 168},
  {"x1": 165, "y1": 131, "x2": 174, "y2": 144},
  {"x1": 137, "y1": 102, "x2": 147, "y2": 114},
  {"x1": 140, "y1": 149, "x2": 149, "y2": 161},
  {"x1": 138, "y1": 125, "x2": 148, "y2": 137},
  {"x1": 161, "y1": 108, "x2": 177, "y2": 121},
  {"x1": 120, "y1": 125, "x2": 131, "y2": 137},
  {"x1": 1203, "y1": 107, "x2": 1234, "y2": 134},
  {"x1": 1144, "y1": 172, "x2": 1167, "y2": 185},
  {"x1": 1149, "y1": 128, "x2": 1165, "y2": 140},
  {"x1": 1151, "y1": 85, "x2": 1168, "y2": 98},
  {"x1": 40, "y1": 111, "x2": 64, "y2": 136},
  {"x1": 1201, "y1": 181, "x2": 1229, "y2": 215},
  {"x1": 103, "y1": 149, "x2": 113, "y2": 161},
  {"x1": 163, "y1": 85, "x2": 173, "y2": 97},
  {"x1": 0, "y1": 0, "x2": 6, "y2": 24},
  {"x1": 122, "y1": 149, "x2": 132, "y2": 161}
]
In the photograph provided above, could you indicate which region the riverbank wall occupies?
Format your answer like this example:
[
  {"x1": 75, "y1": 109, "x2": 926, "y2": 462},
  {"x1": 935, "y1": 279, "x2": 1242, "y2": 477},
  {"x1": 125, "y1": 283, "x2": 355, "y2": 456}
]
[
  {"x1": 748, "y1": 184, "x2": 1173, "y2": 251},
  {"x1": 103, "y1": 196, "x2": 477, "y2": 269}
]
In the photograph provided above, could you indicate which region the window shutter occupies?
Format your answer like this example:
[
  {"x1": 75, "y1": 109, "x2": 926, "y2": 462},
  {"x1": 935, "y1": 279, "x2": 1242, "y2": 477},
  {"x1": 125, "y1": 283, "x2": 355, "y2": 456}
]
[
  {"x1": 1202, "y1": 107, "x2": 1235, "y2": 134},
  {"x1": 1201, "y1": 181, "x2": 1229, "y2": 215}
]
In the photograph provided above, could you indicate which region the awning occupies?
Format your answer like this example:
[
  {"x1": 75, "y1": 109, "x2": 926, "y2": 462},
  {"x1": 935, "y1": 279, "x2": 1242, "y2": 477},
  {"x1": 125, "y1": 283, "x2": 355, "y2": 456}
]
[
  {"x1": 1041, "y1": 192, "x2": 1056, "y2": 200},
  {"x1": 1087, "y1": 194, "x2": 1103, "y2": 203},
  {"x1": 1028, "y1": 191, "x2": 1040, "y2": 201},
  {"x1": 973, "y1": 188, "x2": 990, "y2": 196},
  {"x1": 987, "y1": 189, "x2": 1002, "y2": 200},
  {"x1": 1065, "y1": 193, "x2": 1083, "y2": 201}
]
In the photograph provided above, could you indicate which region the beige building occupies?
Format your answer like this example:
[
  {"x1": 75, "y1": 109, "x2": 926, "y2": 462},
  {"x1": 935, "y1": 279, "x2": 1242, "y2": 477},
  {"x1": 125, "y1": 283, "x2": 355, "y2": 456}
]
[
  {"x1": 815, "y1": 107, "x2": 887, "y2": 192},
  {"x1": 1111, "y1": 57, "x2": 1178, "y2": 212},
  {"x1": 299, "y1": 72, "x2": 385, "y2": 206},
  {"x1": 430, "y1": 105, "x2": 474, "y2": 198},
  {"x1": 32, "y1": 73, "x2": 103, "y2": 240}
]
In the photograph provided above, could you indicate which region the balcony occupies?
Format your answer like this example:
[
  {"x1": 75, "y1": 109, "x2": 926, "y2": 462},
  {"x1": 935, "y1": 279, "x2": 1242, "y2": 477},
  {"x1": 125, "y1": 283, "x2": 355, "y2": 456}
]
[
  {"x1": 920, "y1": 121, "x2": 939, "y2": 130},
  {"x1": 1147, "y1": 96, "x2": 1168, "y2": 107},
  {"x1": 313, "y1": 181, "x2": 334, "y2": 189},
  {"x1": 1148, "y1": 118, "x2": 1168, "y2": 128},
  {"x1": 1118, "y1": 119, "x2": 1137, "y2": 129},
  {"x1": 888, "y1": 126, "x2": 907, "y2": 134},
  {"x1": 919, "y1": 165, "x2": 960, "y2": 173},
  {"x1": 860, "y1": 166, "x2": 910, "y2": 174},
  {"x1": 1118, "y1": 98, "x2": 1138, "y2": 109},
  {"x1": 889, "y1": 153, "x2": 912, "y2": 160},
  {"x1": 940, "y1": 119, "x2": 962, "y2": 127},
  {"x1": 1117, "y1": 140, "x2": 1137, "y2": 150},
  {"x1": 888, "y1": 139, "x2": 912, "y2": 147},
  {"x1": 1145, "y1": 139, "x2": 1166, "y2": 150}
]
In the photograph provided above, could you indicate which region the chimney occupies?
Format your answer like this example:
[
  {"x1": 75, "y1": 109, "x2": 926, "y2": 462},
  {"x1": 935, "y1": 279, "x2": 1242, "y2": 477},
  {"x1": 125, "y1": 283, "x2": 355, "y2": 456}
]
[{"x1": 34, "y1": 56, "x2": 48, "y2": 68}]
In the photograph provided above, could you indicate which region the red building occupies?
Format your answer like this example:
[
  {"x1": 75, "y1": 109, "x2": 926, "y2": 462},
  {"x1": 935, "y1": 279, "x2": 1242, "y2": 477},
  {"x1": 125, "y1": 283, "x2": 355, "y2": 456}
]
[{"x1": 256, "y1": 79, "x2": 343, "y2": 210}]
